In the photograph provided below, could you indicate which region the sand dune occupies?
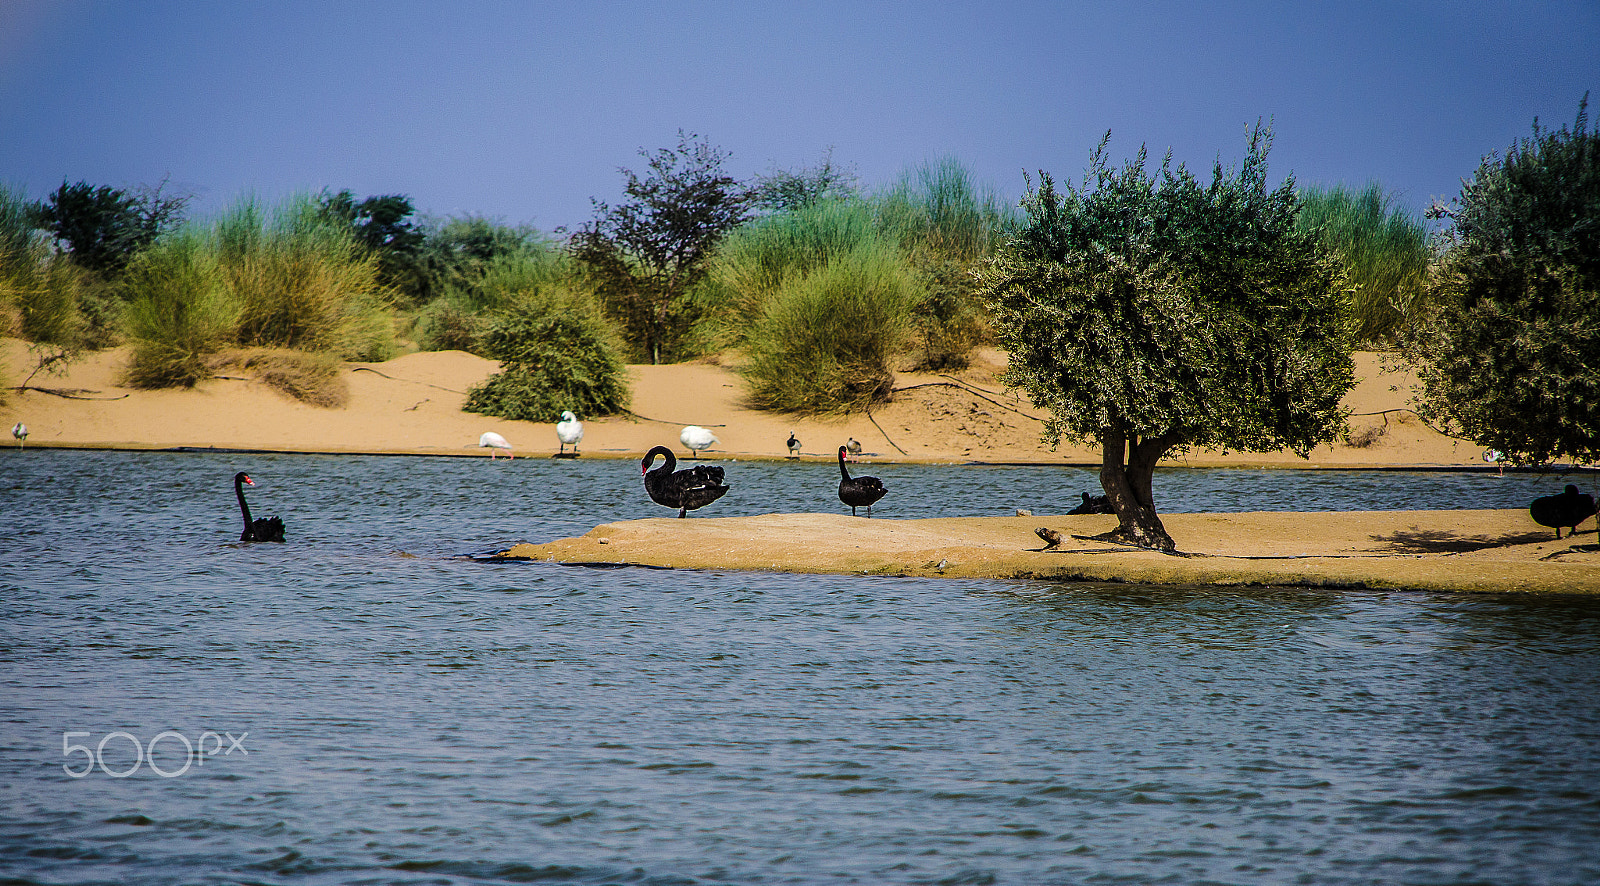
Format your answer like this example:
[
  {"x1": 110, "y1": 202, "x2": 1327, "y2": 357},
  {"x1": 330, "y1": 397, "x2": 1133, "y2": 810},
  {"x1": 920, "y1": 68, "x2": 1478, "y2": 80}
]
[{"x1": 0, "y1": 340, "x2": 1489, "y2": 467}]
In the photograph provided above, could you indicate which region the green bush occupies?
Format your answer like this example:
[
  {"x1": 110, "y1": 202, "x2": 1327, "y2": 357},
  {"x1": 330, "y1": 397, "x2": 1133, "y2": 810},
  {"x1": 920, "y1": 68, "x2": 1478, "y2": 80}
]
[
  {"x1": 739, "y1": 248, "x2": 918, "y2": 414},
  {"x1": 693, "y1": 199, "x2": 889, "y2": 352},
  {"x1": 1296, "y1": 183, "x2": 1430, "y2": 346},
  {"x1": 463, "y1": 291, "x2": 630, "y2": 422},
  {"x1": 121, "y1": 233, "x2": 236, "y2": 388}
]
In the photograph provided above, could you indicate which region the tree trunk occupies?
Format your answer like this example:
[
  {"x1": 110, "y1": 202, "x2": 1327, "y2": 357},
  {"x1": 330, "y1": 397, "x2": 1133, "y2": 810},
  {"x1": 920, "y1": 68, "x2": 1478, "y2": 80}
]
[{"x1": 1096, "y1": 426, "x2": 1176, "y2": 552}]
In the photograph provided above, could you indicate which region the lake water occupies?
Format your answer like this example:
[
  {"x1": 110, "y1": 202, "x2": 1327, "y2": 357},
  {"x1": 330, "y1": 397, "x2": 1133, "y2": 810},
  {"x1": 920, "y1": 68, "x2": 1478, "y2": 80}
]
[{"x1": 2, "y1": 448, "x2": 1598, "y2": 885}]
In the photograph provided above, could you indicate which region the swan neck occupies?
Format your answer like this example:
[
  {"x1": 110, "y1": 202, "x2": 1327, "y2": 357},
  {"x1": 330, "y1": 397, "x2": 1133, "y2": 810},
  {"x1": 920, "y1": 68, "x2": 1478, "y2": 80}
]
[
  {"x1": 838, "y1": 450, "x2": 851, "y2": 480},
  {"x1": 236, "y1": 477, "x2": 253, "y2": 527}
]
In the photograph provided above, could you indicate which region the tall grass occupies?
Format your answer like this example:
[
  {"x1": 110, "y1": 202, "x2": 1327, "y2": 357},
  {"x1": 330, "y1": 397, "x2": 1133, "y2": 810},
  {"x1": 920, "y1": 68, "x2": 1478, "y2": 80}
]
[
  {"x1": 416, "y1": 245, "x2": 573, "y2": 352},
  {"x1": 877, "y1": 157, "x2": 1016, "y2": 262},
  {"x1": 121, "y1": 231, "x2": 235, "y2": 388},
  {"x1": 120, "y1": 193, "x2": 397, "y2": 393},
  {"x1": 739, "y1": 247, "x2": 919, "y2": 414},
  {"x1": 0, "y1": 182, "x2": 88, "y2": 348},
  {"x1": 1296, "y1": 183, "x2": 1430, "y2": 346},
  {"x1": 693, "y1": 199, "x2": 892, "y2": 351}
]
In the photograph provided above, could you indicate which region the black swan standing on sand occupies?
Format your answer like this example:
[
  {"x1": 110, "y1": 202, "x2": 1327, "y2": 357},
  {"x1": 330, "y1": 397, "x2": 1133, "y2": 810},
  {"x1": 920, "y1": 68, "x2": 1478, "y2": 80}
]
[
  {"x1": 234, "y1": 472, "x2": 285, "y2": 542},
  {"x1": 838, "y1": 445, "x2": 887, "y2": 517},
  {"x1": 642, "y1": 445, "x2": 729, "y2": 518},
  {"x1": 1529, "y1": 484, "x2": 1597, "y2": 539}
]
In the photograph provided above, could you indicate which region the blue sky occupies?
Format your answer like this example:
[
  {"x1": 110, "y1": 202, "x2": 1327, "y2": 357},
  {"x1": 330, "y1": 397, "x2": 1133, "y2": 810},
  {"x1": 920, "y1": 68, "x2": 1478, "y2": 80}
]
[{"x1": 1, "y1": 1, "x2": 1594, "y2": 232}]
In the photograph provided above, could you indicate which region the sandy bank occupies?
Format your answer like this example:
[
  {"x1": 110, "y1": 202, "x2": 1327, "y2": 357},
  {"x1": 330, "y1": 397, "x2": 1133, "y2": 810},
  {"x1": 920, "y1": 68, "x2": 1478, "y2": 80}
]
[
  {"x1": 491, "y1": 510, "x2": 1600, "y2": 594},
  {"x1": 2, "y1": 340, "x2": 1500, "y2": 467}
]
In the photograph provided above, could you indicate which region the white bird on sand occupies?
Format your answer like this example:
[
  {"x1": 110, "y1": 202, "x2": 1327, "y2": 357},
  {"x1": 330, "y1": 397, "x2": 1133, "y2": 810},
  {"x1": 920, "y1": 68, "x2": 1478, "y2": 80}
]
[
  {"x1": 556, "y1": 411, "x2": 583, "y2": 455},
  {"x1": 479, "y1": 431, "x2": 513, "y2": 460},
  {"x1": 681, "y1": 425, "x2": 718, "y2": 454},
  {"x1": 786, "y1": 431, "x2": 801, "y2": 458},
  {"x1": 847, "y1": 437, "x2": 862, "y2": 455},
  {"x1": 11, "y1": 422, "x2": 26, "y2": 449}
]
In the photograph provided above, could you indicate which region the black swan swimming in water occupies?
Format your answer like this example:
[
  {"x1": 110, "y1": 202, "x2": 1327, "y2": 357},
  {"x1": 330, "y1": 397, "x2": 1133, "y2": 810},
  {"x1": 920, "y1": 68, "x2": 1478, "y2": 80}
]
[
  {"x1": 838, "y1": 445, "x2": 887, "y2": 517},
  {"x1": 234, "y1": 472, "x2": 285, "y2": 542},
  {"x1": 1529, "y1": 484, "x2": 1597, "y2": 539},
  {"x1": 642, "y1": 445, "x2": 729, "y2": 518}
]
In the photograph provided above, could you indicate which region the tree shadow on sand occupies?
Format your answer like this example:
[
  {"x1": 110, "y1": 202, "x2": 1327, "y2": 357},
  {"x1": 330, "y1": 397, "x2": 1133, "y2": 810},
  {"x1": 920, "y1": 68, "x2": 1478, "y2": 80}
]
[{"x1": 1371, "y1": 527, "x2": 1565, "y2": 554}]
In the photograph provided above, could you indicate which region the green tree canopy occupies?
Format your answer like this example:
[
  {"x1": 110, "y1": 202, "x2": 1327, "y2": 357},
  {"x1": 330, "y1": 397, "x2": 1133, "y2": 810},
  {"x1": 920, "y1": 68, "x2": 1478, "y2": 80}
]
[
  {"x1": 981, "y1": 127, "x2": 1353, "y2": 551},
  {"x1": 568, "y1": 131, "x2": 752, "y2": 364},
  {"x1": 36, "y1": 180, "x2": 188, "y2": 275},
  {"x1": 1403, "y1": 96, "x2": 1600, "y2": 467}
]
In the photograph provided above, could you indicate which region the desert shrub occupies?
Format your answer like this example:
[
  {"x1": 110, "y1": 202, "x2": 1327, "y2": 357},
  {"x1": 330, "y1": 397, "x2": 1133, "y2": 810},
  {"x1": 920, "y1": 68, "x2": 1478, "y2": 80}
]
[
  {"x1": 121, "y1": 233, "x2": 236, "y2": 388},
  {"x1": 739, "y1": 248, "x2": 918, "y2": 414},
  {"x1": 876, "y1": 158, "x2": 1017, "y2": 369},
  {"x1": 1297, "y1": 183, "x2": 1430, "y2": 345},
  {"x1": 209, "y1": 348, "x2": 349, "y2": 407},
  {"x1": 416, "y1": 249, "x2": 583, "y2": 354},
  {"x1": 693, "y1": 199, "x2": 888, "y2": 352},
  {"x1": 463, "y1": 290, "x2": 630, "y2": 422},
  {"x1": 223, "y1": 200, "x2": 396, "y2": 360}
]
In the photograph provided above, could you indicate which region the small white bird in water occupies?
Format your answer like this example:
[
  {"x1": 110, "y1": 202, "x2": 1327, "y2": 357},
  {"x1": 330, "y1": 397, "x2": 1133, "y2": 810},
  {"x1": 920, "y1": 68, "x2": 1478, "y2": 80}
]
[
  {"x1": 681, "y1": 425, "x2": 718, "y2": 454},
  {"x1": 11, "y1": 422, "x2": 26, "y2": 449},
  {"x1": 479, "y1": 431, "x2": 513, "y2": 460},
  {"x1": 556, "y1": 411, "x2": 583, "y2": 455}
]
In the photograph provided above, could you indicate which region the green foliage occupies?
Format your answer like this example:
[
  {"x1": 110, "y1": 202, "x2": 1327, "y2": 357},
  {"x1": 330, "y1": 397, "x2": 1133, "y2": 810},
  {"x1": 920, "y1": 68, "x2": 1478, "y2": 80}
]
[
  {"x1": 416, "y1": 215, "x2": 548, "y2": 304},
  {"x1": 36, "y1": 180, "x2": 187, "y2": 275},
  {"x1": 693, "y1": 199, "x2": 889, "y2": 351},
  {"x1": 569, "y1": 131, "x2": 753, "y2": 363},
  {"x1": 463, "y1": 290, "x2": 631, "y2": 422},
  {"x1": 981, "y1": 127, "x2": 1353, "y2": 550},
  {"x1": 739, "y1": 247, "x2": 918, "y2": 414},
  {"x1": 118, "y1": 194, "x2": 398, "y2": 389},
  {"x1": 1296, "y1": 183, "x2": 1430, "y2": 345},
  {"x1": 416, "y1": 247, "x2": 576, "y2": 353},
  {"x1": 121, "y1": 232, "x2": 236, "y2": 388},
  {"x1": 1403, "y1": 95, "x2": 1600, "y2": 467},
  {"x1": 751, "y1": 149, "x2": 860, "y2": 213},
  {"x1": 0, "y1": 183, "x2": 88, "y2": 348},
  {"x1": 317, "y1": 190, "x2": 425, "y2": 302},
  {"x1": 876, "y1": 158, "x2": 1017, "y2": 369}
]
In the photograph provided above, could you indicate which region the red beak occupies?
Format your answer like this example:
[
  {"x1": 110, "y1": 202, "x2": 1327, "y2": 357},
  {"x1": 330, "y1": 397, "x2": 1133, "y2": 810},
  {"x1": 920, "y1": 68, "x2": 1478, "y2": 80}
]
[{"x1": 243, "y1": 476, "x2": 256, "y2": 486}]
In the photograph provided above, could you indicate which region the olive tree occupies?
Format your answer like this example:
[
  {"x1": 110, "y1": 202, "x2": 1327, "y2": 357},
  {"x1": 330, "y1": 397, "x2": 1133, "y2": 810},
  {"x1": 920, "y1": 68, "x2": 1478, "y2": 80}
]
[
  {"x1": 1403, "y1": 96, "x2": 1599, "y2": 467},
  {"x1": 981, "y1": 128, "x2": 1353, "y2": 551}
]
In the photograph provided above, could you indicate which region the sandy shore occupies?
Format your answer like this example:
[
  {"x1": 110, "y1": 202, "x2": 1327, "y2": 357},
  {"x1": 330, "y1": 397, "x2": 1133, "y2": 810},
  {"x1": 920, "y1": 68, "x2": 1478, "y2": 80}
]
[
  {"x1": 7, "y1": 338, "x2": 1595, "y2": 593},
  {"x1": 0, "y1": 339, "x2": 1497, "y2": 466},
  {"x1": 491, "y1": 511, "x2": 1599, "y2": 595}
]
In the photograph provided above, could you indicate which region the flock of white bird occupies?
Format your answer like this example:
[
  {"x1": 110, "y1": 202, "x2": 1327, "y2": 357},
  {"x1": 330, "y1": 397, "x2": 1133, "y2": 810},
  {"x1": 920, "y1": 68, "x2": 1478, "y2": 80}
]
[{"x1": 476, "y1": 414, "x2": 725, "y2": 460}]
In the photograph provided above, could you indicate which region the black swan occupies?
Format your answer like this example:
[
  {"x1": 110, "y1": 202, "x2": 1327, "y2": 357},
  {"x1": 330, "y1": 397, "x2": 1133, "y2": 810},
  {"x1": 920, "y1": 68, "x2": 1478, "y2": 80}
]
[
  {"x1": 1067, "y1": 491, "x2": 1114, "y2": 515},
  {"x1": 234, "y1": 472, "x2": 285, "y2": 542},
  {"x1": 642, "y1": 445, "x2": 729, "y2": 518},
  {"x1": 1529, "y1": 485, "x2": 1597, "y2": 539},
  {"x1": 838, "y1": 445, "x2": 887, "y2": 517}
]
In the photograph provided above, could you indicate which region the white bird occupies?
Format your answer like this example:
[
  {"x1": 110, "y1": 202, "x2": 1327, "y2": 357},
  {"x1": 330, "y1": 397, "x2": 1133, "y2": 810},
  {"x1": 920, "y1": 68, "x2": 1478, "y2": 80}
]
[
  {"x1": 681, "y1": 425, "x2": 718, "y2": 454},
  {"x1": 786, "y1": 430, "x2": 801, "y2": 458},
  {"x1": 556, "y1": 411, "x2": 583, "y2": 455},
  {"x1": 11, "y1": 422, "x2": 26, "y2": 449},
  {"x1": 847, "y1": 437, "x2": 862, "y2": 455},
  {"x1": 479, "y1": 431, "x2": 513, "y2": 460}
]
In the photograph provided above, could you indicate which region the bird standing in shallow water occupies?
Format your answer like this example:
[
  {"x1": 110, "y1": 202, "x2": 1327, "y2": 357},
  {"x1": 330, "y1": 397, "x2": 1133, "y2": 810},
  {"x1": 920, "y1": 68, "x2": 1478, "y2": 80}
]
[
  {"x1": 786, "y1": 431, "x2": 801, "y2": 458},
  {"x1": 1529, "y1": 485, "x2": 1597, "y2": 539},
  {"x1": 10, "y1": 422, "x2": 25, "y2": 449},
  {"x1": 642, "y1": 445, "x2": 729, "y2": 517},
  {"x1": 681, "y1": 425, "x2": 718, "y2": 454},
  {"x1": 479, "y1": 431, "x2": 513, "y2": 460},
  {"x1": 556, "y1": 411, "x2": 583, "y2": 455},
  {"x1": 838, "y1": 445, "x2": 887, "y2": 517},
  {"x1": 233, "y1": 472, "x2": 285, "y2": 542}
]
